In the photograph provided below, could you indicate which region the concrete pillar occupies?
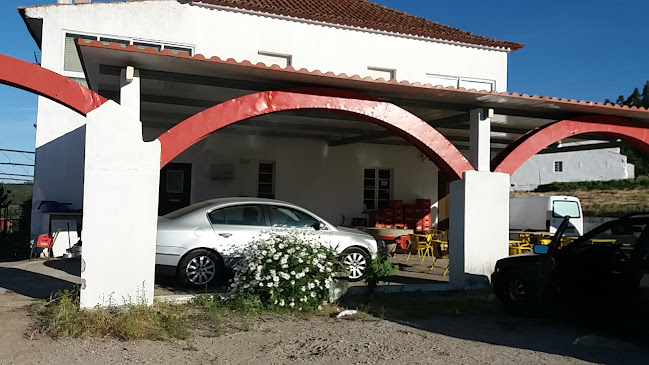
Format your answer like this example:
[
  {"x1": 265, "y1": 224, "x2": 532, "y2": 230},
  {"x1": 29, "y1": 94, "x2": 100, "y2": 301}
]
[
  {"x1": 80, "y1": 100, "x2": 161, "y2": 308},
  {"x1": 469, "y1": 108, "x2": 492, "y2": 171},
  {"x1": 120, "y1": 66, "x2": 140, "y2": 119},
  {"x1": 449, "y1": 170, "x2": 510, "y2": 289}
]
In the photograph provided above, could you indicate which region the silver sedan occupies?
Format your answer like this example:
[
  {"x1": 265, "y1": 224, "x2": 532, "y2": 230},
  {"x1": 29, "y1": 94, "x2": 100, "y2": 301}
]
[{"x1": 155, "y1": 197, "x2": 381, "y2": 287}]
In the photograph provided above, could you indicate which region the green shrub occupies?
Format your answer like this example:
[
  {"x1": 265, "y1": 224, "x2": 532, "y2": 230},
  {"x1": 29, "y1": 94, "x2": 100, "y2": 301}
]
[
  {"x1": 535, "y1": 179, "x2": 645, "y2": 192},
  {"x1": 229, "y1": 229, "x2": 338, "y2": 311},
  {"x1": 364, "y1": 257, "x2": 397, "y2": 294}
]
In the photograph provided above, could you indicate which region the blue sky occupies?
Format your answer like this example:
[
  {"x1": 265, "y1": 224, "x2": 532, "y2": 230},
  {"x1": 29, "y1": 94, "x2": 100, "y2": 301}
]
[{"x1": 0, "y1": 0, "x2": 647, "y2": 180}]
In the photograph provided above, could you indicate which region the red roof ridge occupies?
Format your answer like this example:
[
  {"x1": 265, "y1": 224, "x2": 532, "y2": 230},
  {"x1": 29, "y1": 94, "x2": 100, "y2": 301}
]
[{"x1": 77, "y1": 39, "x2": 648, "y2": 113}]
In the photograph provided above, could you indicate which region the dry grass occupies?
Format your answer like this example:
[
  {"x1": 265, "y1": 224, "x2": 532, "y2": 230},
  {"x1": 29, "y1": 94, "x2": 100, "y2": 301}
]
[{"x1": 511, "y1": 189, "x2": 649, "y2": 217}]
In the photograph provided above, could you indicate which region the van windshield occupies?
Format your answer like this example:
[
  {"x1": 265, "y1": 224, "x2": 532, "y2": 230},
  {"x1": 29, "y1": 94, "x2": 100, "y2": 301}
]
[{"x1": 553, "y1": 201, "x2": 581, "y2": 218}]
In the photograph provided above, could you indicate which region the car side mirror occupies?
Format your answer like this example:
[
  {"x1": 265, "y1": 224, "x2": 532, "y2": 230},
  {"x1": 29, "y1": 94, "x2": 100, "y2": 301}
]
[
  {"x1": 533, "y1": 245, "x2": 549, "y2": 254},
  {"x1": 312, "y1": 221, "x2": 326, "y2": 231}
]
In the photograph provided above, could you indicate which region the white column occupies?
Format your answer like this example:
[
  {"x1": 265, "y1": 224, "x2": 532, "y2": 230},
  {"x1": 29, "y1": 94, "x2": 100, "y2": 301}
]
[
  {"x1": 449, "y1": 170, "x2": 510, "y2": 289},
  {"x1": 469, "y1": 108, "x2": 492, "y2": 172},
  {"x1": 120, "y1": 66, "x2": 140, "y2": 119},
  {"x1": 80, "y1": 100, "x2": 161, "y2": 308}
]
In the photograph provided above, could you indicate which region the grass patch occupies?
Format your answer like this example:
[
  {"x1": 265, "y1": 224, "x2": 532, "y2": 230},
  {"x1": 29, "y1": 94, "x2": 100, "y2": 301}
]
[
  {"x1": 31, "y1": 290, "x2": 328, "y2": 341},
  {"x1": 340, "y1": 290, "x2": 501, "y2": 320}
]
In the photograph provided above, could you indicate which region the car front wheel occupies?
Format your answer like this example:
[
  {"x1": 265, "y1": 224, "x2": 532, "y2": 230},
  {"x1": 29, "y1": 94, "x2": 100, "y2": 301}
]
[
  {"x1": 341, "y1": 248, "x2": 369, "y2": 282},
  {"x1": 178, "y1": 249, "x2": 223, "y2": 288},
  {"x1": 502, "y1": 272, "x2": 533, "y2": 314}
]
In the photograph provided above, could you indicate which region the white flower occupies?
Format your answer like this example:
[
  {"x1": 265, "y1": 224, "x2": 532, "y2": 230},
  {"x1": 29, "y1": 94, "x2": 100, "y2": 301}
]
[
  {"x1": 267, "y1": 282, "x2": 273, "y2": 287},
  {"x1": 279, "y1": 299, "x2": 285, "y2": 307},
  {"x1": 289, "y1": 302, "x2": 295, "y2": 308},
  {"x1": 259, "y1": 282, "x2": 264, "y2": 287},
  {"x1": 290, "y1": 280, "x2": 295, "y2": 285},
  {"x1": 256, "y1": 265, "x2": 263, "y2": 272},
  {"x1": 318, "y1": 305, "x2": 323, "y2": 311},
  {"x1": 311, "y1": 292, "x2": 317, "y2": 298},
  {"x1": 301, "y1": 286, "x2": 307, "y2": 292},
  {"x1": 261, "y1": 250, "x2": 268, "y2": 256},
  {"x1": 290, "y1": 271, "x2": 296, "y2": 276},
  {"x1": 273, "y1": 253, "x2": 280, "y2": 260},
  {"x1": 279, "y1": 243, "x2": 285, "y2": 249},
  {"x1": 273, "y1": 276, "x2": 279, "y2": 282}
]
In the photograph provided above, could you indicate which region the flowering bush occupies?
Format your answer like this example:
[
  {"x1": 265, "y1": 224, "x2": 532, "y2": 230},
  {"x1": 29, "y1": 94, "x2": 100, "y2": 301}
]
[{"x1": 229, "y1": 229, "x2": 339, "y2": 311}]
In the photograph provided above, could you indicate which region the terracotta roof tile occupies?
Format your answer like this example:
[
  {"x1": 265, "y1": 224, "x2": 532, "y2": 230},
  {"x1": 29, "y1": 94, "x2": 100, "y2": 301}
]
[
  {"x1": 191, "y1": 0, "x2": 524, "y2": 50},
  {"x1": 78, "y1": 39, "x2": 649, "y2": 119}
]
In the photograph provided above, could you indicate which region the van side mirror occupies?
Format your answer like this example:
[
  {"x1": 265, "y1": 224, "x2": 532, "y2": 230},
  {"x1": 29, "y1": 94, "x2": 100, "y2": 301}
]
[{"x1": 533, "y1": 245, "x2": 549, "y2": 254}]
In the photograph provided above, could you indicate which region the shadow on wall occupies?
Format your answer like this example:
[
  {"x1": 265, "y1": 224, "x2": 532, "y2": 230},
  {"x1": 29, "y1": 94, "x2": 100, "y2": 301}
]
[{"x1": 30, "y1": 125, "x2": 86, "y2": 241}]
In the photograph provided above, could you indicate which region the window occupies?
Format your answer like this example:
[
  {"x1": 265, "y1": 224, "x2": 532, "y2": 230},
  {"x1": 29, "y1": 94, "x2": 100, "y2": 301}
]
[
  {"x1": 134, "y1": 41, "x2": 162, "y2": 51},
  {"x1": 363, "y1": 168, "x2": 392, "y2": 210},
  {"x1": 554, "y1": 161, "x2": 563, "y2": 172},
  {"x1": 426, "y1": 73, "x2": 459, "y2": 88},
  {"x1": 367, "y1": 67, "x2": 396, "y2": 80},
  {"x1": 208, "y1": 205, "x2": 266, "y2": 226},
  {"x1": 572, "y1": 218, "x2": 647, "y2": 251},
  {"x1": 63, "y1": 32, "x2": 194, "y2": 74},
  {"x1": 553, "y1": 201, "x2": 581, "y2": 218},
  {"x1": 165, "y1": 170, "x2": 184, "y2": 193},
  {"x1": 268, "y1": 206, "x2": 319, "y2": 229},
  {"x1": 258, "y1": 162, "x2": 275, "y2": 199},
  {"x1": 99, "y1": 37, "x2": 129, "y2": 47},
  {"x1": 258, "y1": 51, "x2": 292, "y2": 68},
  {"x1": 64, "y1": 33, "x2": 97, "y2": 72},
  {"x1": 458, "y1": 77, "x2": 495, "y2": 92}
]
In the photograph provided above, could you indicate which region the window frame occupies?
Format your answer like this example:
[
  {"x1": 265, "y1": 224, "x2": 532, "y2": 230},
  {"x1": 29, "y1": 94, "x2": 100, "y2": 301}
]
[
  {"x1": 207, "y1": 204, "x2": 269, "y2": 227},
  {"x1": 266, "y1": 204, "x2": 323, "y2": 230},
  {"x1": 554, "y1": 161, "x2": 564, "y2": 172},
  {"x1": 60, "y1": 29, "x2": 195, "y2": 78},
  {"x1": 363, "y1": 168, "x2": 393, "y2": 211},
  {"x1": 257, "y1": 161, "x2": 276, "y2": 199}
]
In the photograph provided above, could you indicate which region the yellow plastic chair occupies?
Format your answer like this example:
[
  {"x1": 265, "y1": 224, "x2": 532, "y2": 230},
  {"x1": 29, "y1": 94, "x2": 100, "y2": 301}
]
[
  {"x1": 429, "y1": 239, "x2": 450, "y2": 275},
  {"x1": 407, "y1": 234, "x2": 434, "y2": 264}
]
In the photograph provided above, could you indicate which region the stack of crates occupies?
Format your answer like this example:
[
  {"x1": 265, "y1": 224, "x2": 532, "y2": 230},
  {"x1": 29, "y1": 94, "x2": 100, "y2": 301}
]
[
  {"x1": 415, "y1": 199, "x2": 432, "y2": 231},
  {"x1": 369, "y1": 199, "x2": 432, "y2": 231}
]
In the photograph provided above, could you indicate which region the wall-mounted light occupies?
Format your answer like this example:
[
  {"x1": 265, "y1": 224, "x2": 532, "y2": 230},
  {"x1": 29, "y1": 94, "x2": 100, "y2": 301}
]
[{"x1": 125, "y1": 66, "x2": 135, "y2": 83}]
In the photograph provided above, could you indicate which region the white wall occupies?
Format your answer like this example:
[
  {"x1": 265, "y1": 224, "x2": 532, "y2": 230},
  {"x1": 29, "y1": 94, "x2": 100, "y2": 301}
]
[
  {"x1": 81, "y1": 101, "x2": 160, "y2": 308},
  {"x1": 25, "y1": 1, "x2": 509, "y2": 89},
  {"x1": 24, "y1": 0, "x2": 507, "y2": 237},
  {"x1": 449, "y1": 171, "x2": 510, "y2": 288},
  {"x1": 510, "y1": 148, "x2": 634, "y2": 191},
  {"x1": 145, "y1": 129, "x2": 439, "y2": 225}
]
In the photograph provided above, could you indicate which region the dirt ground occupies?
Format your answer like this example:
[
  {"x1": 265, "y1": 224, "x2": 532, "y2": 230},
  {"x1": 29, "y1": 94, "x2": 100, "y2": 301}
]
[
  {"x1": 2, "y1": 291, "x2": 649, "y2": 365},
  {"x1": 2, "y1": 259, "x2": 649, "y2": 364}
]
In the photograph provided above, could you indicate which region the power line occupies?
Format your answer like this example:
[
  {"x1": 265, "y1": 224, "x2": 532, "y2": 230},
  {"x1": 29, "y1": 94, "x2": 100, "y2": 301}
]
[
  {"x1": 0, "y1": 173, "x2": 33, "y2": 178},
  {"x1": 0, "y1": 162, "x2": 34, "y2": 167},
  {"x1": 0, "y1": 178, "x2": 33, "y2": 182},
  {"x1": 0, "y1": 149, "x2": 35, "y2": 154}
]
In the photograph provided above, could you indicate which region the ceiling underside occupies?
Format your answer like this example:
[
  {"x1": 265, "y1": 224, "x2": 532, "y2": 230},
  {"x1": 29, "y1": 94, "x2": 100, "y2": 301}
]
[{"x1": 79, "y1": 45, "x2": 632, "y2": 155}]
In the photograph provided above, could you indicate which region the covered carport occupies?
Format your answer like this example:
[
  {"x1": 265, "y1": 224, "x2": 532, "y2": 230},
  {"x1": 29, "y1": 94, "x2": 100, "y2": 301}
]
[{"x1": 3, "y1": 36, "x2": 649, "y2": 307}]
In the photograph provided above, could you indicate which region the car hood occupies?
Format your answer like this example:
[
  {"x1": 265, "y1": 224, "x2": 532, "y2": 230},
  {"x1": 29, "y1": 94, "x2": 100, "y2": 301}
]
[
  {"x1": 496, "y1": 252, "x2": 542, "y2": 268},
  {"x1": 336, "y1": 226, "x2": 374, "y2": 239}
]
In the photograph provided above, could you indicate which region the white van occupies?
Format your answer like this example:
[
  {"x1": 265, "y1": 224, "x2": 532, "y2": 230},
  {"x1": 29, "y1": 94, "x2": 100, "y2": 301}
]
[{"x1": 509, "y1": 196, "x2": 584, "y2": 236}]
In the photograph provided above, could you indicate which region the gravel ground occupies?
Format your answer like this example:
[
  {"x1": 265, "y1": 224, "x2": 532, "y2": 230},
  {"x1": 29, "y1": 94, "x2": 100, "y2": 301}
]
[{"x1": 2, "y1": 291, "x2": 648, "y2": 365}]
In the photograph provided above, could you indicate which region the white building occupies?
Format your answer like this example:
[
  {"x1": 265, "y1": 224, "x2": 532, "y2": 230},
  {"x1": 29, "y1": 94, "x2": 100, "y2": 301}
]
[
  {"x1": 12, "y1": 0, "x2": 649, "y2": 307},
  {"x1": 21, "y1": 0, "x2": 520, "y2": 247},
  {"x1": 511, "y1": 147, "x2": 635, "y2": 191}
]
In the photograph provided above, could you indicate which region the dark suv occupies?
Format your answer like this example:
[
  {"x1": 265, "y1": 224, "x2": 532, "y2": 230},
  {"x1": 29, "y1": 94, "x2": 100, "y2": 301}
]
[{"x1": 492, "y1": 213, "x2": 649, "y2": 313}]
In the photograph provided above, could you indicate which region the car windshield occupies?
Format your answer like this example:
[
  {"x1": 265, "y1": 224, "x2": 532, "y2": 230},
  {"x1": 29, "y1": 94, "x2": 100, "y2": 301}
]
[
  {"x1": 564, "y1": 217, "x2": 649, "y2": 252},
  {"x1": 553, "y1": 200, "x2": 581, "y2": 218}
]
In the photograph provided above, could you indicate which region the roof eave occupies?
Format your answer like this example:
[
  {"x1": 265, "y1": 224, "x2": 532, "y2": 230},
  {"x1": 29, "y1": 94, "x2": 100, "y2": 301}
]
[
  {"x1": 189, "y1": 1, "x2": 523, "y2": 52},
  {"x1": 18, "y1": 7, "x2": 43, "y2": 49}
]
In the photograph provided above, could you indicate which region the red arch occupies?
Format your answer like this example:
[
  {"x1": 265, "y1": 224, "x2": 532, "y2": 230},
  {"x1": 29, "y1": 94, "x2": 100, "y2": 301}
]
[
  {"x1": 0, "y1": 54, "x2": 107, "y2": 115},
  {"x1": 492, "y1": 115, "x2": 649, "y2": 175},
  {"x1": 157, "y1": 88, "x2": 473, "y2": 180}
]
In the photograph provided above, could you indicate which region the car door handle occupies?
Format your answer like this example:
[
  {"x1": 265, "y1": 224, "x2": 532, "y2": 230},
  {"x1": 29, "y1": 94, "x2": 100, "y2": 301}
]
[{"x1": 219, "y1": 233, "x2": 232, "y2": 238}]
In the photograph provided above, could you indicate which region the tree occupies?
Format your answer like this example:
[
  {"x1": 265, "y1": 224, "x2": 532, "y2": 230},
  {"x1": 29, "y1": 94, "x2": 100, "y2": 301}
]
[{"x1": 605, "y1": 81, "x2": 649, "y2": 177}]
